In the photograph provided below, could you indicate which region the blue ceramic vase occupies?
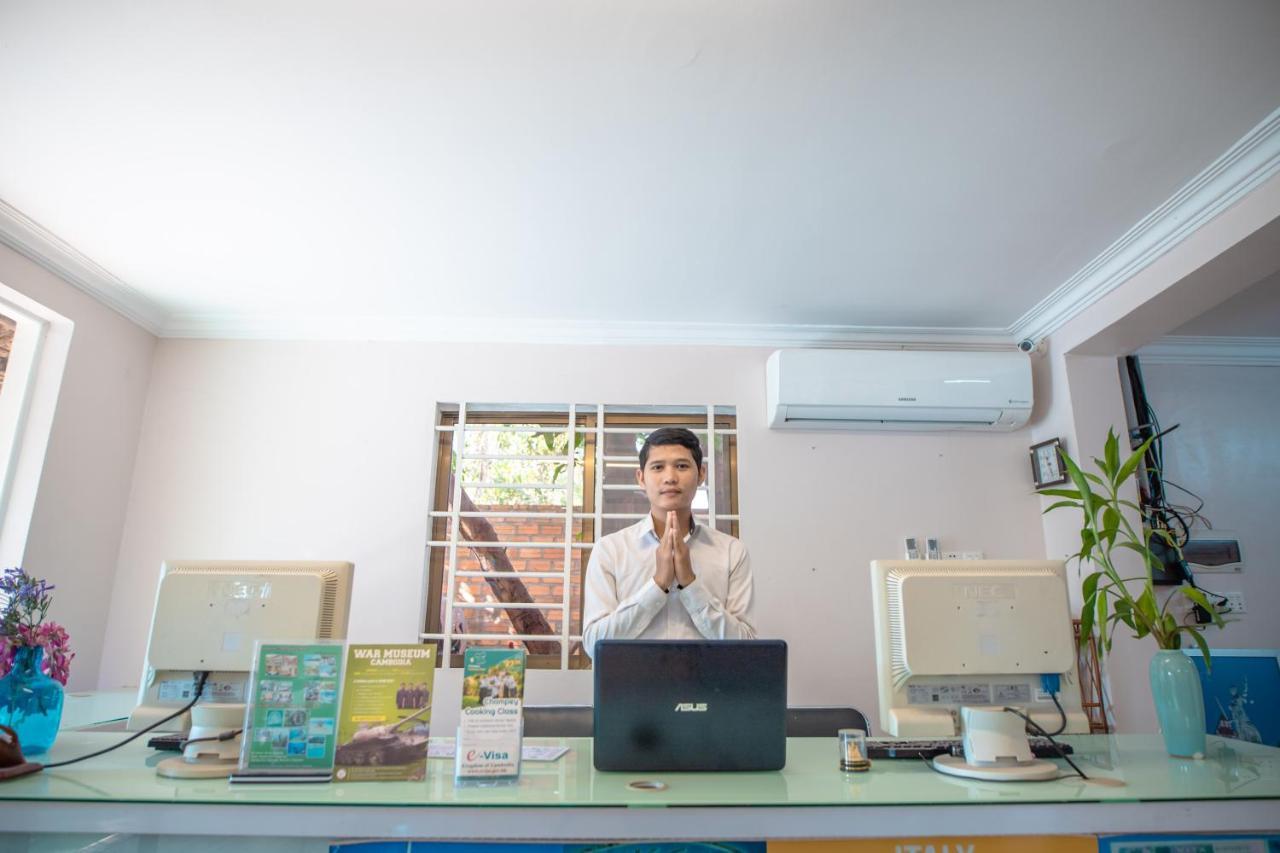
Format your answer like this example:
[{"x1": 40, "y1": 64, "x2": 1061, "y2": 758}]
[
  {"x1": 0, "y1": 645, "x2": 65, "y2": 755},
  {"x1": 1149, "y1": 649, "x2": 1206, "y2": 758}
]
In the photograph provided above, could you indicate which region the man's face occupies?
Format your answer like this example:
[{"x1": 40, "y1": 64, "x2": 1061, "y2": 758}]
[{"x1": 636, "y1": 443, "x2": 705, "y2": 514}]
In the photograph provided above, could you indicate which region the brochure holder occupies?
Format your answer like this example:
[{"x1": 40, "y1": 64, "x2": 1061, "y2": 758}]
[
  {"x1": 454, "y1": 647, "x2": 526, "y2": 787},
  {"x1": 229, "y1": 640, "x2": 345, "y2": 784},
  {"x1": 334, "y1": 644, "x2": 436, "y2": 782}
]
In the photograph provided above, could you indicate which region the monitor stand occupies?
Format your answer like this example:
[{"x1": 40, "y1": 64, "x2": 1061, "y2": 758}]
[
  {"x1": 932, "y1": 753, "x2": 1059, "y2": 781},
  {"x1": 155, "y1": 703, "x2": 245, "y2": 780}
]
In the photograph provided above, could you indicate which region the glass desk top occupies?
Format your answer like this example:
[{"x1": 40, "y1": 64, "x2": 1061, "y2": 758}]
[{"x1": 2, "y1": 732, "x2": 1278, "y2": 808}]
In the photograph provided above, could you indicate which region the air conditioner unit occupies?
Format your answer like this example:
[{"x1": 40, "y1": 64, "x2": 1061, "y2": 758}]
[{"x1": 766, "y1": 349, "x2": 1033, "y2": 431}]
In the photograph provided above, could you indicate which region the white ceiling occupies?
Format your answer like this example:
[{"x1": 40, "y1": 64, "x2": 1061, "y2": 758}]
[{"x1": 2, "y1": 1, "x2": 1280, "y2": 341}]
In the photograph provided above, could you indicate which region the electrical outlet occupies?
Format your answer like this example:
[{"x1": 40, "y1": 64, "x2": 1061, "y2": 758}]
[
  {"x1": 941, "y1": 550, "x2": 985, "y2": 560},
  {"x1": 1223, "y1": 591, "x2": 1246, "y2": 615}
]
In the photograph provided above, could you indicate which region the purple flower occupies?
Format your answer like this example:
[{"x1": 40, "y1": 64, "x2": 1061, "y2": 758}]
[{"x1": 0, "y1": 567, "x2": 72, "y2": 684}]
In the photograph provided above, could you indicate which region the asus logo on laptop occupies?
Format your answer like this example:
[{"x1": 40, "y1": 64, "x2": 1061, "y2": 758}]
[{"x1": 673, "y1": 702, "x2": 708, "y2": 712}]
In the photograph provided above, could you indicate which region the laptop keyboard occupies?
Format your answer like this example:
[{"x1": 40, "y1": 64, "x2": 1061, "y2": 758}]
[{"x1": 865, "y1": 737, "x2": 1073, "y2": 760}]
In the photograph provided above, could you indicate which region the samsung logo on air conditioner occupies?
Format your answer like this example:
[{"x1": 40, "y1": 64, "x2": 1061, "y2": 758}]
[{"x1": 674, "y1": 702, "x2": 708, "y2": 712}]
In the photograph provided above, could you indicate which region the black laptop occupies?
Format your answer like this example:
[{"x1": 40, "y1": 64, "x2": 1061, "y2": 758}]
[{"x1": 592, "y1": 639, "x2": 787, "y2": 772}]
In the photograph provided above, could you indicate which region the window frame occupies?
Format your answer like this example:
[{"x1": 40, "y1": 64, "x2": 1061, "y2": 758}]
[
  {"x1": 0, "y1": 284, "x2": 73, "y2": 571},
  {"x1": 423, "y1": 404, "x2": 738, "y2": 670}
]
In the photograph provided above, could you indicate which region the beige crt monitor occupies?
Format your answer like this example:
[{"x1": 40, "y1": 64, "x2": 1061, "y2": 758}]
[
  {"x1": 127, "y1": 560, "x2": 354, "y2": 731},
  {"x1": 869, "y1": 559, "x2": 1089, "y2": 737}
]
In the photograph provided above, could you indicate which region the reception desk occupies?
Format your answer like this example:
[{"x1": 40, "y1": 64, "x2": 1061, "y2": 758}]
[{"x1": 2, "y1": 729, "x2": 1278, "y2": 843}]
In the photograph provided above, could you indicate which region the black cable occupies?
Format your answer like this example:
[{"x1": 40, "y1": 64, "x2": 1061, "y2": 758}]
[
  {"x1": 919, "y1": 755, "x2": 947, "y2": 776},
  {"x1": 179, "y1": 728, "x2": 243, "y2": 749},
  {"x1": 1047, "y1": 693, "x2": 1067, "y2": 737},
  {"x1": 1128, "y1": 358, "x2": 1219, "y2": 564},
  {"x1": 1161, "y1": 479, "x2": 1207, "y2": 517},
  {"x1": 1002, "y1": 706, "x2": 1087, "y2": 780},
  {"x1": 41, "y1": 672, "x2": 211, "y2": 769}
]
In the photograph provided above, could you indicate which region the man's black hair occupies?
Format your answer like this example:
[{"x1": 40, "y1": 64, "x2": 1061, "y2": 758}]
[{"x1": 638, "y1": 427, "x2": 704, "y2": 470}]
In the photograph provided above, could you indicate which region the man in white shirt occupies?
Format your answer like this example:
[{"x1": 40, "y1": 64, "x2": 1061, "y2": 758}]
[{"x1": 582, "y1": 427, "x2": 755, "y2": 659}]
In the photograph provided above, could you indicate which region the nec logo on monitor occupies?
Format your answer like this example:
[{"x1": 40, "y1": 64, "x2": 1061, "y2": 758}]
[{"x1": 674, "y1": 702, "x2": 708, "y2": 712}]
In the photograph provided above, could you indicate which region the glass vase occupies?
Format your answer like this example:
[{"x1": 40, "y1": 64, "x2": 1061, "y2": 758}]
[{"x1": 0, "y1": 645, "x2": 65, "y2": 755}]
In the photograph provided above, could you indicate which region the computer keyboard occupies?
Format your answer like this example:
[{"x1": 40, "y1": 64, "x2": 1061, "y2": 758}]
[
  {"x1": 147, "y1": 733, "x2": 186, "y2": 752},
  {"x1": 865, "y1": 737, "x2": 1073, "y2": 760}
]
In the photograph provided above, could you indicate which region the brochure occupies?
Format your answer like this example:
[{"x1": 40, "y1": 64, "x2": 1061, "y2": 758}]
[
  {"x1": 235, "y1": 641, "x2": 344, "y2": 780},
  {"x1": 334, "y1": 644, "x2": 437, "y2": 782},
  {"x1": 455, "y1": 647, "x2": 526, "y2": 785}
]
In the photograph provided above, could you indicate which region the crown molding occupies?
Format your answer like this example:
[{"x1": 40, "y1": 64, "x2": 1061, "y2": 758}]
[
  {"x1": 0, "y1": 199, "x2": 167, "y2": 334},
  {"x1": 6, "y1": 108, "x2": 1279, "y2": 348},
  {"x1": 1009, "y1": 106, "x2": 1280, "y2": 345},
  {"x1": 1135, "y1": 335, "x2": 1280, "y2": 366},
  {"x1": 160, "y1": 313, "x2": 1013, "y2": 349}
]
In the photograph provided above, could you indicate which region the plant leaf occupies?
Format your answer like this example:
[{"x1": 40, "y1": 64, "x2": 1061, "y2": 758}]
[
  {"x1": 1079, "y1": 527, "x2": 1097, "y2": 563},
  {"x1": 1182, "y1": 628, "x2": 1213, "y2": 672},
  {"x1": 1038, "y1": 488, "x2": 1082, "y2": 500},
  {"x1": 1060, "y1": 452, "x2": 1096, "y2": 518},
  {"x1": 1095, "y1": 592, "x2": 1110, "y2": 649},
  {"x1": 1137, "y1": 587, "x2": 1158, "y2": 624},
  {"x1": 1101, "y1": 506, "x2": 1120, "y2": 546},
  {"x1": 1042, "y1": 500, "x2": 1082, "y2": 515},
  {"x1": 1115, "y1": 433, "x2": 1158, "y2": 487},
  {"x1": 1181, "y1": 586, "x2": 1225, "y2": 627},
  {"x1": 1116, "y1": 540, "x2": 1161, "y2": 571},
  {"x1": 1103, "y1": 429, "x2": 1119, "y2": 479},
  {"x1": 1095, "y1": 589, "x2": 1116, "y2": 648},
  {"x1": 1078, "y1": 573, "x2": 1100, "y2": 644},
  {"x1": 1081, "y1": 571, "x2": 1102, "y2": 606},
  {"x1": 1111, "y1": 598, "x2": 1138, "y2": 636}
]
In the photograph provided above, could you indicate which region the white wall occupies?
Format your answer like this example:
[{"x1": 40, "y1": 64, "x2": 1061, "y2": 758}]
[
  {"x1": 1025, "y1": 168, "x2": 1280, "y2": 734},
  {"x1": 1031, "y1": 351, "x2": 1136, "y2": 614},
  {"x1": 0, "y1": 242, "x2": 156, "y2": 690},
  {"x1": 1031, "y1": 349, "x2": 1165, "y2": 733},
  {"x1": 1138, "y1": 362, "x2": 1280, "y2": 650},
  {"x1": 101, "y1": 340, "x2": 1047, "y2": 734}
]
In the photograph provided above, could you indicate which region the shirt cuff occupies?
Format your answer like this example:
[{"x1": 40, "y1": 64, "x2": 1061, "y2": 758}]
[
  {"x1": 642, "y1": 578, "x2": 671, "y2": 605},
  {"x1": 677, "y1": 578, "x2": 715, "y2": 613}
]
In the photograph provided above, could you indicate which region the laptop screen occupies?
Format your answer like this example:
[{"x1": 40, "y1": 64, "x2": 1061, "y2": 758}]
[{"x1": 592, "y1": 639, "x2": 787, "y2": 772}]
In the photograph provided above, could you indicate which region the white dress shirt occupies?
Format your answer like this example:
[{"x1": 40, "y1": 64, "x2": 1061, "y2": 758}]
[{"x1": 581, "y1": 514, "x2": 756, "y2": 658}]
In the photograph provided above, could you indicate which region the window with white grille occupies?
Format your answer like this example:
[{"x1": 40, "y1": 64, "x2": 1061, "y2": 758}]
[{"x1": 423, "y1": 404, "x2": 739, "y2": 670}]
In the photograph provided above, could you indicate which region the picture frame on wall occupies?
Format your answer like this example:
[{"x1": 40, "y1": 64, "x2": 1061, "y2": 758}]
[
  {"x1": 1182, "y1": 648, "x2": 1280, "y2": 748},
  {"x1": 1029, "y1": 437, "x2": 1069, "y2": 488}
]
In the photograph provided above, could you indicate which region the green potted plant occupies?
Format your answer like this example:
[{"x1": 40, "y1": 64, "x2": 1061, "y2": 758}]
[{"x1": 1038, "y1": 429, "x2": 1224, "y2": 758}]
